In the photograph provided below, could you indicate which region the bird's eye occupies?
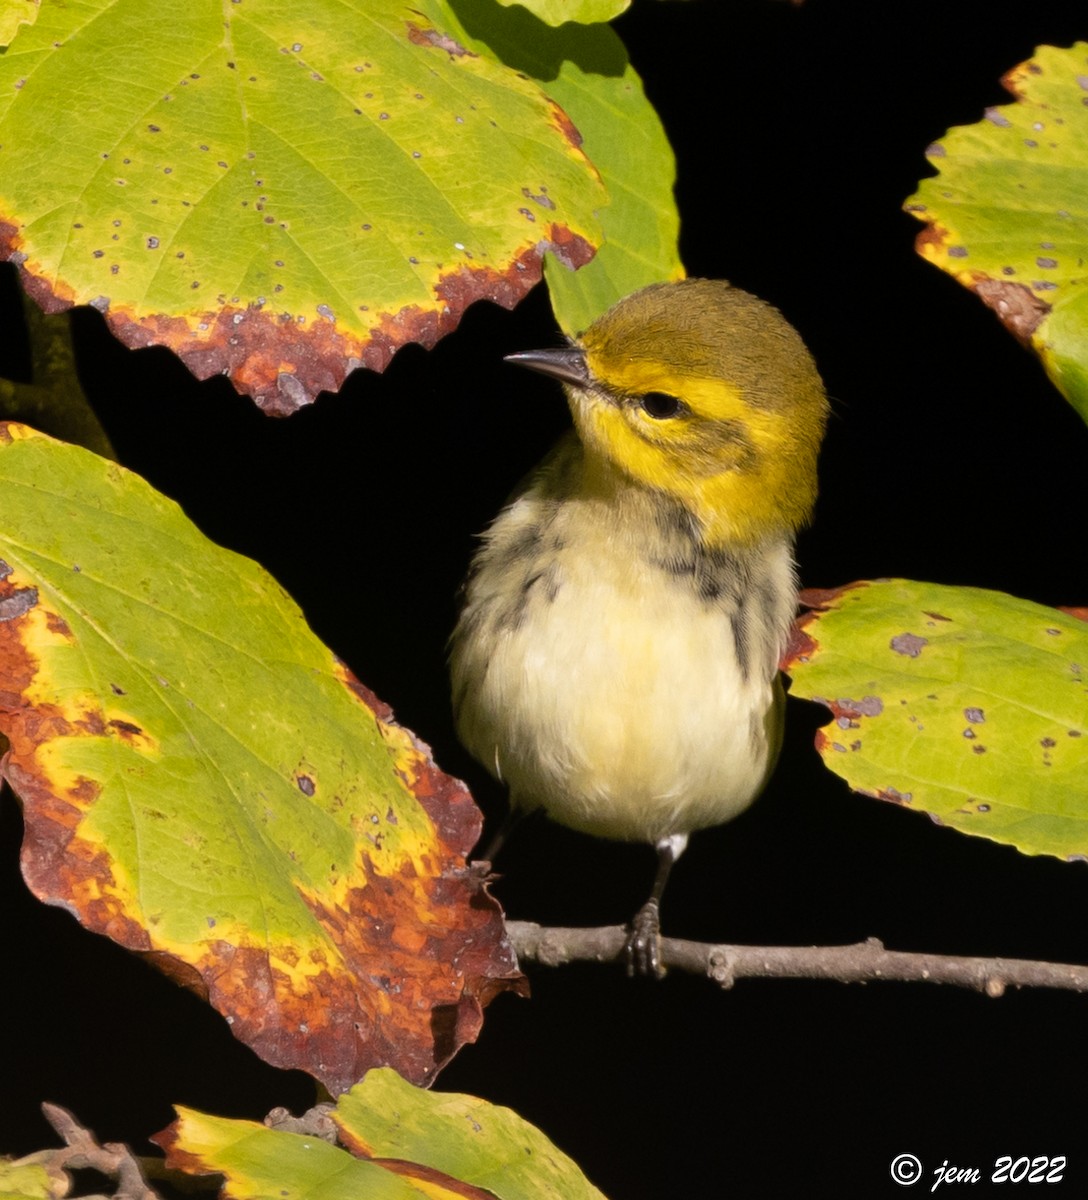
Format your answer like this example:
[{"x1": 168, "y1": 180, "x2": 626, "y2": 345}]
[{"x1": 638, "y1": 391, "x2": 684, "y2": 420}]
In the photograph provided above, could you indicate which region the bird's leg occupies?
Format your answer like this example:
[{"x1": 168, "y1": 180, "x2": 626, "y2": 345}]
[
  {"x1": 475, "y1": 806, "x2": 526, "y2": 867},
  {"x1": 625, "y1": 832, "x2": 689, "y2": 979}
]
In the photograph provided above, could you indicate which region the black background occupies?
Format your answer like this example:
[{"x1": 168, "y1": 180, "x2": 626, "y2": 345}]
[{"x1": 4, "y1": 0, "x2": 1088, "y2": 1195}]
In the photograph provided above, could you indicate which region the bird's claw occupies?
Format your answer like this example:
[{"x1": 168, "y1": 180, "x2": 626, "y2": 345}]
[
  {"x1": 625, "y1": 899, "x2": 664, "y2": 979},
  {"x1": 465, "y1": 858, "x2": 503, "y2": 889}
]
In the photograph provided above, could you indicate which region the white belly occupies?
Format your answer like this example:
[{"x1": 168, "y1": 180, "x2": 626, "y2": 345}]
[{"x1": 453, "y1": 515, "x2": 788, "y2": 844}]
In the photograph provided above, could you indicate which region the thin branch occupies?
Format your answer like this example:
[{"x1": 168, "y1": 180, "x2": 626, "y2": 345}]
[
  {"x1": 265, "y1": 1103, "x2": 338, "y2": 1142},
  {"x1": 505, "y1": 922, "x2": 1088, "y2": 997},
  {"x1": 41, "y1": 1103, "x2": 161, "y2": 1200}
]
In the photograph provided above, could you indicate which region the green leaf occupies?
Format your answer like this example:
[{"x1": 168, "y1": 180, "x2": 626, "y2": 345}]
[
  {"x1": 493, "y1": 0, "x2": 630, "y2": 27},
  {"x1": 0, "y1": 1156, "x2": 61, "y2": 1200},
  {"x1": 447, "y1": 0, "x2": 683, "y2": 333},
  {"x1": 0, "y1": 0, "x2": 38, "y2": 47},
  {"x1": 336, "y1": 1068, "x2": 609, "y2": 1200},
  {"x1": 0, "y1": 290, "x2": 115, "y2": 459},
  {"x1": 156, "y1": 1109, "x2": 444, "y2": 1200},
  {"x1": 154, "y1": 1073, "x2": 610, "y2": 1200},
  {"x1": 905, "y1": 42, "x2": 1088, "y2": 425},
  {"x1": 0, "y1": 423, "x2": 520, "y2": 1094},
  {"x1": 0, "y1": 0, "x2": 604, "y2": 414},
  {"x1": 783, "y1": 580, "x2": 1088, "y2": 861}
]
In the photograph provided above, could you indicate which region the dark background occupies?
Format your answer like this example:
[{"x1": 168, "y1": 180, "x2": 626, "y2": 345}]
[{"x1": 4, "y1": 0, "x2": 1088, "y2": 1195}]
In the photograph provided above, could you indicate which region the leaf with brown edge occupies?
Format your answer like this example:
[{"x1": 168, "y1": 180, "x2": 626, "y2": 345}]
[
  {"x1": 0, "y1": 423, "x2": 522, "y2": 1094},
  {"x1": 444, "y1": 0, "x2": 683, "y2": 337},
  {"x1": 784, "y1": 579, "x2": 1088, "y2": 862},
  {"x1": 0, "y1": 0, "x2": 603, "y2": 414},
  {"x1": 905, "y1": 42, "x2": 1088, "y2": 425},
  {"x1": 153, "y1": 1076, "x2": 610, "y2": 1200},
  {"x1": 154, "y1": 1107, "x2": 472, "y2": 1199}
]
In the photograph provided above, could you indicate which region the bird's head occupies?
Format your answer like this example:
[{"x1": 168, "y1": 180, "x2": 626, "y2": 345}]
[{"x1": 507, "y1": 279, "x2": 828, "y2": 547}]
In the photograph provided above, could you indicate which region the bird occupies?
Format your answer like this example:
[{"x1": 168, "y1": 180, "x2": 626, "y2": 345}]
[{"x1": 449, "y1": 278, "x2": 828, "y2": 976}]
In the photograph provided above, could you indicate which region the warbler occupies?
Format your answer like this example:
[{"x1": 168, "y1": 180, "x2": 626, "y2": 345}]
[{"x1": 449, "y1": 278, "x2": 827, "y2": 975}]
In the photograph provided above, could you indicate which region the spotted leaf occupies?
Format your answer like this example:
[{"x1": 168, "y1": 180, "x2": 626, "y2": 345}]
[
  {"x1": 0, "y1": 0, "x2": 604, "y2": 414},
  {"x1": 783, "y1": 580, "x2": 1088, "y2": 861},
  {"x1": 0, "y1": 423, "x2": 521, "y2": 1094},
  {"x1": 905, "y1": 42, "x2": 1088, "y2": 424},
  {"x1": 443, "y1": 0, "x2": 682, "y2": 335}
]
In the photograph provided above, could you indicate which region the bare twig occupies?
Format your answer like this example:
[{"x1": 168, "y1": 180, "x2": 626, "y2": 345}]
[
  {"x1": 505, "y1": 922, "x2": 1088, "y2": 997},
  {"x1": 41, "y1": 1103, "x2": 160, "y2": 1200},
  {"x1": 265, "y1": 1103, "x2": 338, "y2": 1142}
]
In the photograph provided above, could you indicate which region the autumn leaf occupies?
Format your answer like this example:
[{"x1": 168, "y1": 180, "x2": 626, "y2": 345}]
[
  {"x1": 906, "y1": 42, "x2": 1088, "y2": 424},
  {"x1": 444, "y1": 0, "x2": 683, "y2": 335},
  {"x1": 155, "y1": 1073, "x2": 609, "y2": 1200},
  {"x1": 0, "y1": 423, "x2": 521, "y2": 1094},
  {"x1": 0, "y1": 0, "x2": 604, "y2": 413},
  {"x1": 785, "y1": 580, "x2": 1088, "y2": 861}
]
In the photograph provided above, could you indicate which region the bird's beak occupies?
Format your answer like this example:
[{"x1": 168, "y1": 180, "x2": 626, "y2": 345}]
[{"x1": 504, "y1": 346, "x2": 590, "y2": 388}]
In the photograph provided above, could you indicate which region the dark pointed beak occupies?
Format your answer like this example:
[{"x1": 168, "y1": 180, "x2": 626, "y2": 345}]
[{"x1": 504, "y1": 346, "x2": 589, "y2": 388}]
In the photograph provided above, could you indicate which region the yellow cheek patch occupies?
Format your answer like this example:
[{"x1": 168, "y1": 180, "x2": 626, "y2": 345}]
[{"x1": 573, "y1": 383, "x2": 820, "y2": 546}]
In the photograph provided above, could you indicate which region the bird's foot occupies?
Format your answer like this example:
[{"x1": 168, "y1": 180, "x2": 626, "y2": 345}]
[
  {"x1": 466, "y1": 857, "x2": 500, "y2": 886},
  {"x1": 625, "y1": 899, "x2": 664, "y2": 979}
]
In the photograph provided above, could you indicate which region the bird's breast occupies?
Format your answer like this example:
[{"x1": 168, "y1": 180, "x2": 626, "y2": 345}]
[{"x1": 451, "y1": 470, "x2": 796, "y2": 844}]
